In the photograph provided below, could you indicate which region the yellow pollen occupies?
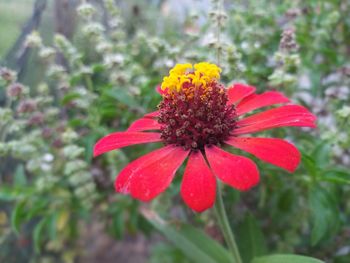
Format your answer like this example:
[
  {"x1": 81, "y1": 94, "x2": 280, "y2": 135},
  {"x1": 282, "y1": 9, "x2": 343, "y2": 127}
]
[{"x1": 161, "y1": 62, "x2": 222, "y2": 96}]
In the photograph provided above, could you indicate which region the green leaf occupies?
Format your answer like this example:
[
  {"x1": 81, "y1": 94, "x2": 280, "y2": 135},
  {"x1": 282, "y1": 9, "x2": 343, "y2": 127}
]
[
  {"x1": 311, "y1": 143, "x2": 330, "y2": 169},
  {"x1": 0, "y1": 187, "x2": 22, "y2": 201},
  {"x1": 321, "y1": 169, "x2": 350, "y2": 185},
  {"x1": 92, "y1": 63, "x2": 106, "y2": 73},
  {"x1": 48, "y1": 213, "x2": 58, "y2": 241},
  {"x1": 180, "y1": 225, "x2": 234, "y2": 263},
  {"x1": 308, "y1": 186, "x2": 339, "y2": 245},
  {"x1": 14, "y1": 165, "x2": 27, "y2": 186},
  {"x1": 301, "y1": 153, "x2": 317, "y2": 177},
  {"x1": 33, "y1": 217, "x2": 49, "y2": 254},
  {"x1": 334, "y1": 254, "x2": 350, "y2": 263},
  {"x1": 252, "y1": 254, "x2": 325, "y2": 263},
  {"x1": 237, "y1": 214, "x2": 267, "y2": 263},
  {"x1": 111, "y1": 212, "x2": 125, "y2": 239},
  {"x1": 277, "y1": 188, "x2": 296, "y2": 212},
  {"x1": 61, "y1": 92, "x2": 81, "y2": 105},
  {"x1": 0, "y1": 186, "x2": 34, "y2": 201},
  {"x1": 99, "y1": 107, "x2": 118, "y2": 119},
  {"x1": 68, "y1": 118, "x2": 86, "y2": 127},
  {"x1": 82, "y1": 134, "x2": 97, "y2": 161},
  {"x1": 69, "y1": 74, "x2": 82, "y2": 86},
  {"x1": 26, "y1": 198, "x2": 49, "y2": 220},
  {"x1": 142, "y1": 209, "x2": 234, "y2": 263},
  {"x1": 150, "y1": 243, "x2": 191, "y2": 263},
  {"x1": 11, "y1": 200, "x2": 26, "y2": 234}
]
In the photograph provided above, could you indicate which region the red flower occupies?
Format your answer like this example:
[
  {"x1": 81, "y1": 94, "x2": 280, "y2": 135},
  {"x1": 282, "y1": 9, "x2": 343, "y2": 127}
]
[{"x1": 94, "y1": 63, "x2": 316, "y2": 212}]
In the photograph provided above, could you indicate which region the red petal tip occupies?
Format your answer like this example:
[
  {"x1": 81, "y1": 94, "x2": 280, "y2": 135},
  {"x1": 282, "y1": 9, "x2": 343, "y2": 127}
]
[
  {"x1": 181, "y1": 152, "x2": 216, "y2": 212},
  {"x1": 205, "y1": 146, "x2": 260, "y2": 191}
]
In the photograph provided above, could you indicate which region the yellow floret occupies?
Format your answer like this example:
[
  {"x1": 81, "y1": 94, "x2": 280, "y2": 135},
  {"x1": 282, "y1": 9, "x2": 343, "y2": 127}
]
[
  {"x1": 194, "y1": 62, "x2": 221, "y2": 80},
  {"x1": 161, "y1": 62, "x2": 221, "y2": 95},
  {"x1": 169, "y1": 63, "x2": 192, "y2": 75}
]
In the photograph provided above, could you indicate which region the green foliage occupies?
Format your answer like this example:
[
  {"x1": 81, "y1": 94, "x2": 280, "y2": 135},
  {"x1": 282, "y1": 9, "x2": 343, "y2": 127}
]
[
  {"x1": 143, "y1": 209, "x2": 234, "y2": 263},
  {"x1": 308, "y1": 185, "x2": 340, "y2": 246},
  {"x1": 237, "y1": 214, "x2": 267, "y2": 262},
  {"x1": 252, "y1": 254, "x2": 325, "y2": 263},
  {"x1": 149, "y1": 243, "x2": 191, "y2": 263}
]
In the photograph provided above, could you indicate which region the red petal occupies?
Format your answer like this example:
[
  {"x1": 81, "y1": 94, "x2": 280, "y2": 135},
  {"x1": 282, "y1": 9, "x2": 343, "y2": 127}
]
[
  {"x1": 115, "y1": 146, "x2": 189, "y2": 201},
  {"x1": 93, "y1": 132, "x2": 161, "y2": 157},
  {"x1": 127, "y1": 118, "x2": 161, "y2": 132},
  {"x1": 180, "y1": 152, "x2": 216, "y2": 212},
  {"x1": 227, "y1": 83, "x2": 256, "y2": 105},
  {"x1": 205, "y1": 146, "x2": 259, "y2": 191},
  {"x1": 234, "y1": 105, "x2": 317, "y2": 135},
  {"x1": 226, "y1": 137, "x2": 301, "y2": 172},
  {"x1": 156, "y1": 85, "x2": 167, "y2": 95},
  {"x1": 144, "y1": 111, "x2": 159, "y2": 118},
  {"x1": 236, "y1": 91, "x2": 290, "y2": 116}
]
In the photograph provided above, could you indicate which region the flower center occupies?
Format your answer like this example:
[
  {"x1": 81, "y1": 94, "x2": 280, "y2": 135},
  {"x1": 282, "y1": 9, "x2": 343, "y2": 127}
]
[{"x1": 158, "y1": 63, "x2": 237, "y2": 150}]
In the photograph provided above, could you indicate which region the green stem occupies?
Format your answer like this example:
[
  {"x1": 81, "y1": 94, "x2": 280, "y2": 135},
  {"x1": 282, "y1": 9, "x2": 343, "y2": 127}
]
[{"x1": 215, "y1": 183, "x2": 243, "y2": 263}]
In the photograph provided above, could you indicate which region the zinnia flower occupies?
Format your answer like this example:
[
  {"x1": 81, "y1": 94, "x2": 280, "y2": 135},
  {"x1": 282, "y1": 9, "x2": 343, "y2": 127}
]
[{"x1": 94, "y1": 62, "x2": 316, "y2": 212}]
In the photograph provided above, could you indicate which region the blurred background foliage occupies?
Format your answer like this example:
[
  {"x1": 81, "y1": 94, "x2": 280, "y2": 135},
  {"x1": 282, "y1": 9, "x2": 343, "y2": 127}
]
[
  {"x1": 0, "y1": 0, "x2": 349, "y2": 262},
  {"x1": 0, "y1": 0, "x2": 35, "y2": 55}
]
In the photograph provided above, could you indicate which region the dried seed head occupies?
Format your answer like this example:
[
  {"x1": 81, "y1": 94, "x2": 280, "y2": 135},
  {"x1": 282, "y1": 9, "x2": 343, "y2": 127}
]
[
  {"x1": 7, "y1": 83, "x2": 25, "y2": 98},
  {"x1": 17, "y1": 100, "x2": 37, "y2": 113},
  {"x1": 280, "y1": 27, "x2": 299, "y2": 52}
]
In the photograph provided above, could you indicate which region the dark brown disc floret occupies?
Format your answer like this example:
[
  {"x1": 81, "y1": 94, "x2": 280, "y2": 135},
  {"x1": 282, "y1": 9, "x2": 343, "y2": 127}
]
[{"x1": 157, "y1": 82, "x2": 237, "y2": 150}]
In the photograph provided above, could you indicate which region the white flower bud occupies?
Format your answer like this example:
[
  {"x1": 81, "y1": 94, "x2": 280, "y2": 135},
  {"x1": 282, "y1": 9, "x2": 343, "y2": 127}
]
[
  {"x1": 337, "y1": 106, "x2": 350, "y2": 118},
  {"x1": 77, "y1": 3, "x2": 96, "y2": 18},
  {"x1": 62, "y1": 129, "x2": 79, "y2": 143},
  {"x1": 0, "y1": 108, "x2": 12, "y2": 123},
  {"x1": 39, "y1": 47, "x2": 56, "y2": 60},
  {"x1": 82, "y1": 22, "x2": 105, "y2": 39},
  {"x1": 103, "y1": 54, "x2": 125, "y2": 68},
  {"x1": 96, "y1": 41, "x2": 113, "y2": 53},
  {"x1": 43, "y1": 153, "x2": 54, "y2": 162},
  {"x1": 47, "y1": 65, "x2": 66, "y2": 79},
  {"x1": 62, "y1": 145, "x2": 84, "y2": 159},
  {"x1": 64, "y1": 160, "x2": 87, "y2": 175},
  {"x1": 25, "y1": 31, "x2": 42, "y2": 48}
]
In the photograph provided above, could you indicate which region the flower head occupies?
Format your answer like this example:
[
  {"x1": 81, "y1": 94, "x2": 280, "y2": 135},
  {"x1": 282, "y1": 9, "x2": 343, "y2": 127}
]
[
  {"x1": 158, "y1": 62, "x2": 234, "y2": 150},
  {"x1": 94, "y1": 62, "x2": 317, "y2": 212}
]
